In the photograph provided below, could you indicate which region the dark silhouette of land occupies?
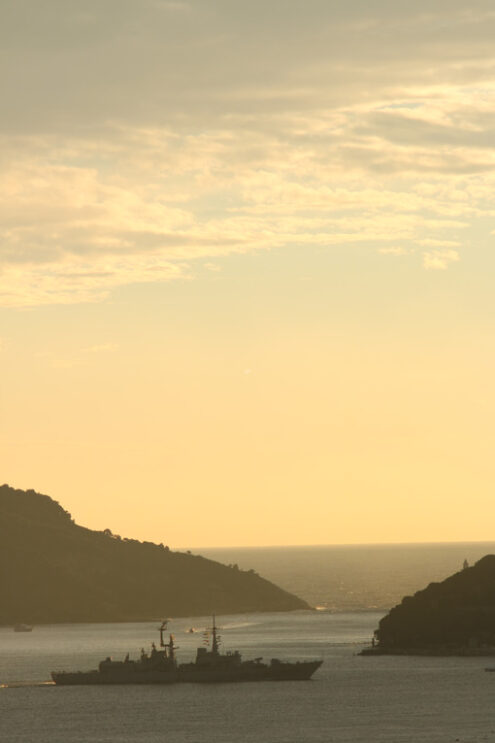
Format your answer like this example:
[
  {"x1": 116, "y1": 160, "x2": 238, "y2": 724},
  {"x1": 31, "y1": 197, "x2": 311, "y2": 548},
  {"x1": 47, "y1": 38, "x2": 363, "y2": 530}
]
[
  {"x1": 362, "y1": 555, "x2": 495, "y2": 655},
  {"x1": 0, "y1": 484, "x2": 309, "y2": 624}
]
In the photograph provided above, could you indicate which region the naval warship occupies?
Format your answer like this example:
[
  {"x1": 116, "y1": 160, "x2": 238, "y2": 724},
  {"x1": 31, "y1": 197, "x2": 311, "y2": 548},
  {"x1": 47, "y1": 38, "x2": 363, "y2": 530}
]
[{"x1": 51, "y1": 618, "x2": 322, "y2": 685}]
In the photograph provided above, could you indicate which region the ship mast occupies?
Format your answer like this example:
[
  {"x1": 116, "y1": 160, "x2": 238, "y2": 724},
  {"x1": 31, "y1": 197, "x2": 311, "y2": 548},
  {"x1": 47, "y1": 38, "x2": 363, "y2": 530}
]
[
  {"x1": 159, "y1": 621, "x2": 168, "y2": 649},
  {"x1": 168, "y1": 634, "x2": 177, "y2": 662},
  {"x1": 211, "y1": 614, "x2": 220, "y2": 655}
]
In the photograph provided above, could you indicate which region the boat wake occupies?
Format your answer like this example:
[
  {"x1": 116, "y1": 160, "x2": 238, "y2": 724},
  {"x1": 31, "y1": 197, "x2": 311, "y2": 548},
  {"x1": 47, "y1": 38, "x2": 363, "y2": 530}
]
[
  {"x1": 220, "y1": 621, "x2": 260, "y2": 630},
  {"x1": 0, "y1": 681, "x2": 54, "y2": 689}
]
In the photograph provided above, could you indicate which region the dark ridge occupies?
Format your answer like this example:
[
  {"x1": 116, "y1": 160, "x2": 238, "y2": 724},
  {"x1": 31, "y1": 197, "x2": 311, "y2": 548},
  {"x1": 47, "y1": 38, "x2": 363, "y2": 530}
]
[
  {"x1": 363, "y1": 555, "x2": 495, "y2": 655},
  {"x1": 0, "y1": 484, "x2": 309, "y2": 624}
]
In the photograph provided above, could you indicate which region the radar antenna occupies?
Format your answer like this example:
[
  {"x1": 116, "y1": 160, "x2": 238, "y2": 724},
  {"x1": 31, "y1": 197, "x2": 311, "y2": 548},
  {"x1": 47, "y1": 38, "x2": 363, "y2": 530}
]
[{"x1": 159, "y1": 620, "x2": 168, "y2": 648}]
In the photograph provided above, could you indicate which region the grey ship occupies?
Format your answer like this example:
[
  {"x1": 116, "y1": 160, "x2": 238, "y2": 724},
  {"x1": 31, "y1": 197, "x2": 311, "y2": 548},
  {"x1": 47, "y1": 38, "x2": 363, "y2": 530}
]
[{"x1": 51, "y1": 618, "x2": 322, "y2": 685}]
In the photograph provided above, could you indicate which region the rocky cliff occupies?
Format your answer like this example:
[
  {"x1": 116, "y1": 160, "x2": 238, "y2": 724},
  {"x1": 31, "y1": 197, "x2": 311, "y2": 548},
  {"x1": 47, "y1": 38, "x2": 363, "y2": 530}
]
[{"x1": 366, "y1": 555, "x2": 495, "y2": 654}]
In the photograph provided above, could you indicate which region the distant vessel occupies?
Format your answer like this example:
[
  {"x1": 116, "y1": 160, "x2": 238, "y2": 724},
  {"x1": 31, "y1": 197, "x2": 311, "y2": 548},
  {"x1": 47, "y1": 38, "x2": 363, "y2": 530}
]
[
  {"x1": 51, "y1": 618, "x2": 322, "y2": 685},
  {"x1": 14, "y1": 624, "x2": 33, "y2": 633}
]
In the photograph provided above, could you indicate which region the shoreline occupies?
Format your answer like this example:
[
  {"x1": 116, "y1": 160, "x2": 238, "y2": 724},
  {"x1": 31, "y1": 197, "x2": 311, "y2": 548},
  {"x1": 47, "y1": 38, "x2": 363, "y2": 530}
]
[{"x1": 360, "y1": 646, "x2": 495, "y2": 657}]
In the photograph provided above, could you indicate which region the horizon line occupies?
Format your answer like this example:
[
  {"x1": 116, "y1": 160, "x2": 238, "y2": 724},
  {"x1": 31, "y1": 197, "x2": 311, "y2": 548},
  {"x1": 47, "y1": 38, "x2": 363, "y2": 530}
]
[{"x1": 177, "y1": 539, "x2": 495, "y2": 552}]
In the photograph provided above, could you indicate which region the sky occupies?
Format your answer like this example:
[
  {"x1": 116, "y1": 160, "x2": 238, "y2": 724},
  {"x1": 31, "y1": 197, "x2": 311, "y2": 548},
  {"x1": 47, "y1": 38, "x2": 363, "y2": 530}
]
[{"x1": 2, "y1": 0, "x2": 495, "y2": 547}]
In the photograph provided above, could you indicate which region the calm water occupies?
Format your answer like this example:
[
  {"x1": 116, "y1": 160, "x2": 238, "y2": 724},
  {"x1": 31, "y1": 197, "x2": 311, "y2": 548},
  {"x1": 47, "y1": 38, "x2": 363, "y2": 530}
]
[
  {"x1": 3, "y1": 543, "x2": 495, "y2": 742},
  {"x1": 2, "y1": 612, "x2": 495, "y2": 742}
]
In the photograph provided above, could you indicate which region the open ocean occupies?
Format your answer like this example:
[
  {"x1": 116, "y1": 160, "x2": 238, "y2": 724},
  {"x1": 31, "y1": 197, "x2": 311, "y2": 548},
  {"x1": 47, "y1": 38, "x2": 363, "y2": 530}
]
[
  {"x1": 199, "y1": 541, "x2": 495, "y2": 611},
  {"x1": 2, "y1": 542, "x2": 495, "y2": 742}
]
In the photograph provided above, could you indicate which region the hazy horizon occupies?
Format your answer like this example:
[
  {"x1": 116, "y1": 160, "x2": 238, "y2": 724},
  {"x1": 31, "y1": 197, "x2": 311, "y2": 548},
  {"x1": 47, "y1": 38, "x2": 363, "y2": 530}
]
[
  {"x1": 198, "y1": 540, "x2": 495, "y2": 610},
  {"x1": 189, "y1": 540, "x2": 495, "y2": 551}
]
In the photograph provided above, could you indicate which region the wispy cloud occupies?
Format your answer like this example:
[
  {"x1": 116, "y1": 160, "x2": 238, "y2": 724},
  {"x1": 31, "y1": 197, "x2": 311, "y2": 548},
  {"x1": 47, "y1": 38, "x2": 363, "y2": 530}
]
[
  {"x1": 1, "y1": 1, "x2": 495, "y2": 305},
  {"x1": 422, "y1": 249, "x2": 460, "y2": 270}
]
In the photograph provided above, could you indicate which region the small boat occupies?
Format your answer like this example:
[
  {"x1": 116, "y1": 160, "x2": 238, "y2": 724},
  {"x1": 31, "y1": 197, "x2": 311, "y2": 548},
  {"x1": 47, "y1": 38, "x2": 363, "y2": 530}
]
[{"x1": 14, "y1": 624, "x2": 33, "y2": 633}]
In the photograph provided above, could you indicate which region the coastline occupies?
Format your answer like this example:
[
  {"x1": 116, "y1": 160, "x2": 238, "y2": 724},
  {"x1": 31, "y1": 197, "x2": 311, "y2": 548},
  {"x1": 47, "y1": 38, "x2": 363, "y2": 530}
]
[{"x1": 360, "y1": 645, "x2": 495, "y2": 657}]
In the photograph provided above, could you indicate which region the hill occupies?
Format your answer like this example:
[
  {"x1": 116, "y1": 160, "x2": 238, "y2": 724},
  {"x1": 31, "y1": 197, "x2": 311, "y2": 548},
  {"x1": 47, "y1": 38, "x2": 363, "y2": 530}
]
[
  {"x1": 0, "y1": 484, "x2": 309, "y2": 624},
  {"x1": 364, "y1": 555, "x2": 495, "y2": 654}
]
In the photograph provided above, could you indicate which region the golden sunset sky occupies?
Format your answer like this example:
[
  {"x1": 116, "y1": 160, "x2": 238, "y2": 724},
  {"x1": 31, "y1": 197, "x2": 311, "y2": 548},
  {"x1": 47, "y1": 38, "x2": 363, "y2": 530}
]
[{"x1": 2, "y1": 1, "x2": 495, "y2": 547}]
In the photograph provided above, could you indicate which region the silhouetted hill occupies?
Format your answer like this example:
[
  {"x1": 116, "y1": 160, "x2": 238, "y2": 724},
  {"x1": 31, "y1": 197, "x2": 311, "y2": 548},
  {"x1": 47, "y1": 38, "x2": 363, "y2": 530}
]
[
  {"x1": 366, "y1": 556, "x2": 495, "y2": 654},
  {"x1": 0, "y1": 485, "x2": 309, "y2": 624}
]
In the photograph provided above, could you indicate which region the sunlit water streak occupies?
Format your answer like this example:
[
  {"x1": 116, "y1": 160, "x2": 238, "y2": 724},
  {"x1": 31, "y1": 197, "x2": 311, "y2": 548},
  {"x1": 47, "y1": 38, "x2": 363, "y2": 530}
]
[{"x1": 200, "y1": 542, "x2": 495, "y2": 609}]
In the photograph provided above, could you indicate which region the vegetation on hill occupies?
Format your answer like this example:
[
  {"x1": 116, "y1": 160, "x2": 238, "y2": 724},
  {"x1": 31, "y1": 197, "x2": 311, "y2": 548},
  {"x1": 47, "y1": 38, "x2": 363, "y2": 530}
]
[
  {"x1": 368, "y1": 555, "x2": 495, "y2": 653},
  {"x1": 0, "y1": 484, "x2": 308, "y2": 624}
]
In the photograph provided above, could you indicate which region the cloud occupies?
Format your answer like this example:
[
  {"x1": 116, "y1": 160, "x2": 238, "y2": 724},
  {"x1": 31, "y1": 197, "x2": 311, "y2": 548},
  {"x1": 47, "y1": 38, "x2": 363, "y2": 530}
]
[
  {"x1": 418, "y1": 239, "x2": 462, "y2": 248},
  {"x1": 0, "y1": 255, "x2": 187, "y2": 307},
  {"x1": 422, "y1": 249, "x2": 460, "y2": 270},
  {"x1": 1, "y1": 1, "x2": 495, "y2": 304},
  {"x1": 2, "y1": 1, "x2": 495, "y2": 134}
]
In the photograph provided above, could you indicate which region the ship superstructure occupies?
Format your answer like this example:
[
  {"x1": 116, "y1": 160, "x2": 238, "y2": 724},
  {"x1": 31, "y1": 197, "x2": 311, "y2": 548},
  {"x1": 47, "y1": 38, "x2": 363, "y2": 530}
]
[
  {"x1": 51, "y1": 621, "x2": 178, "y2": 685},
  {"x1": 51, "y1": 617, "x2": 322, "y2": 685}
]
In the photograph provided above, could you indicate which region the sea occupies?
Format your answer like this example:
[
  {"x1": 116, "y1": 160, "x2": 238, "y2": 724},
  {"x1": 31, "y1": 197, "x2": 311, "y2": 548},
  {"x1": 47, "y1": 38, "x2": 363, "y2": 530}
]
[{"x1": 2, "y1": 542, "x2": 495, "y2": 743}]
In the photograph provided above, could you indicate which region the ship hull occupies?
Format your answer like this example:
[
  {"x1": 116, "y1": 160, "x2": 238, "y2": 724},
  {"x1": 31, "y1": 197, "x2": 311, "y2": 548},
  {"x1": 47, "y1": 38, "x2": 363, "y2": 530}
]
[
  {"x1": 51, "y1": 661, "x2": 322, "y2": 685},
  {"x1": 178, "y1": 659, "x2": 322, "y2": 683}
]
